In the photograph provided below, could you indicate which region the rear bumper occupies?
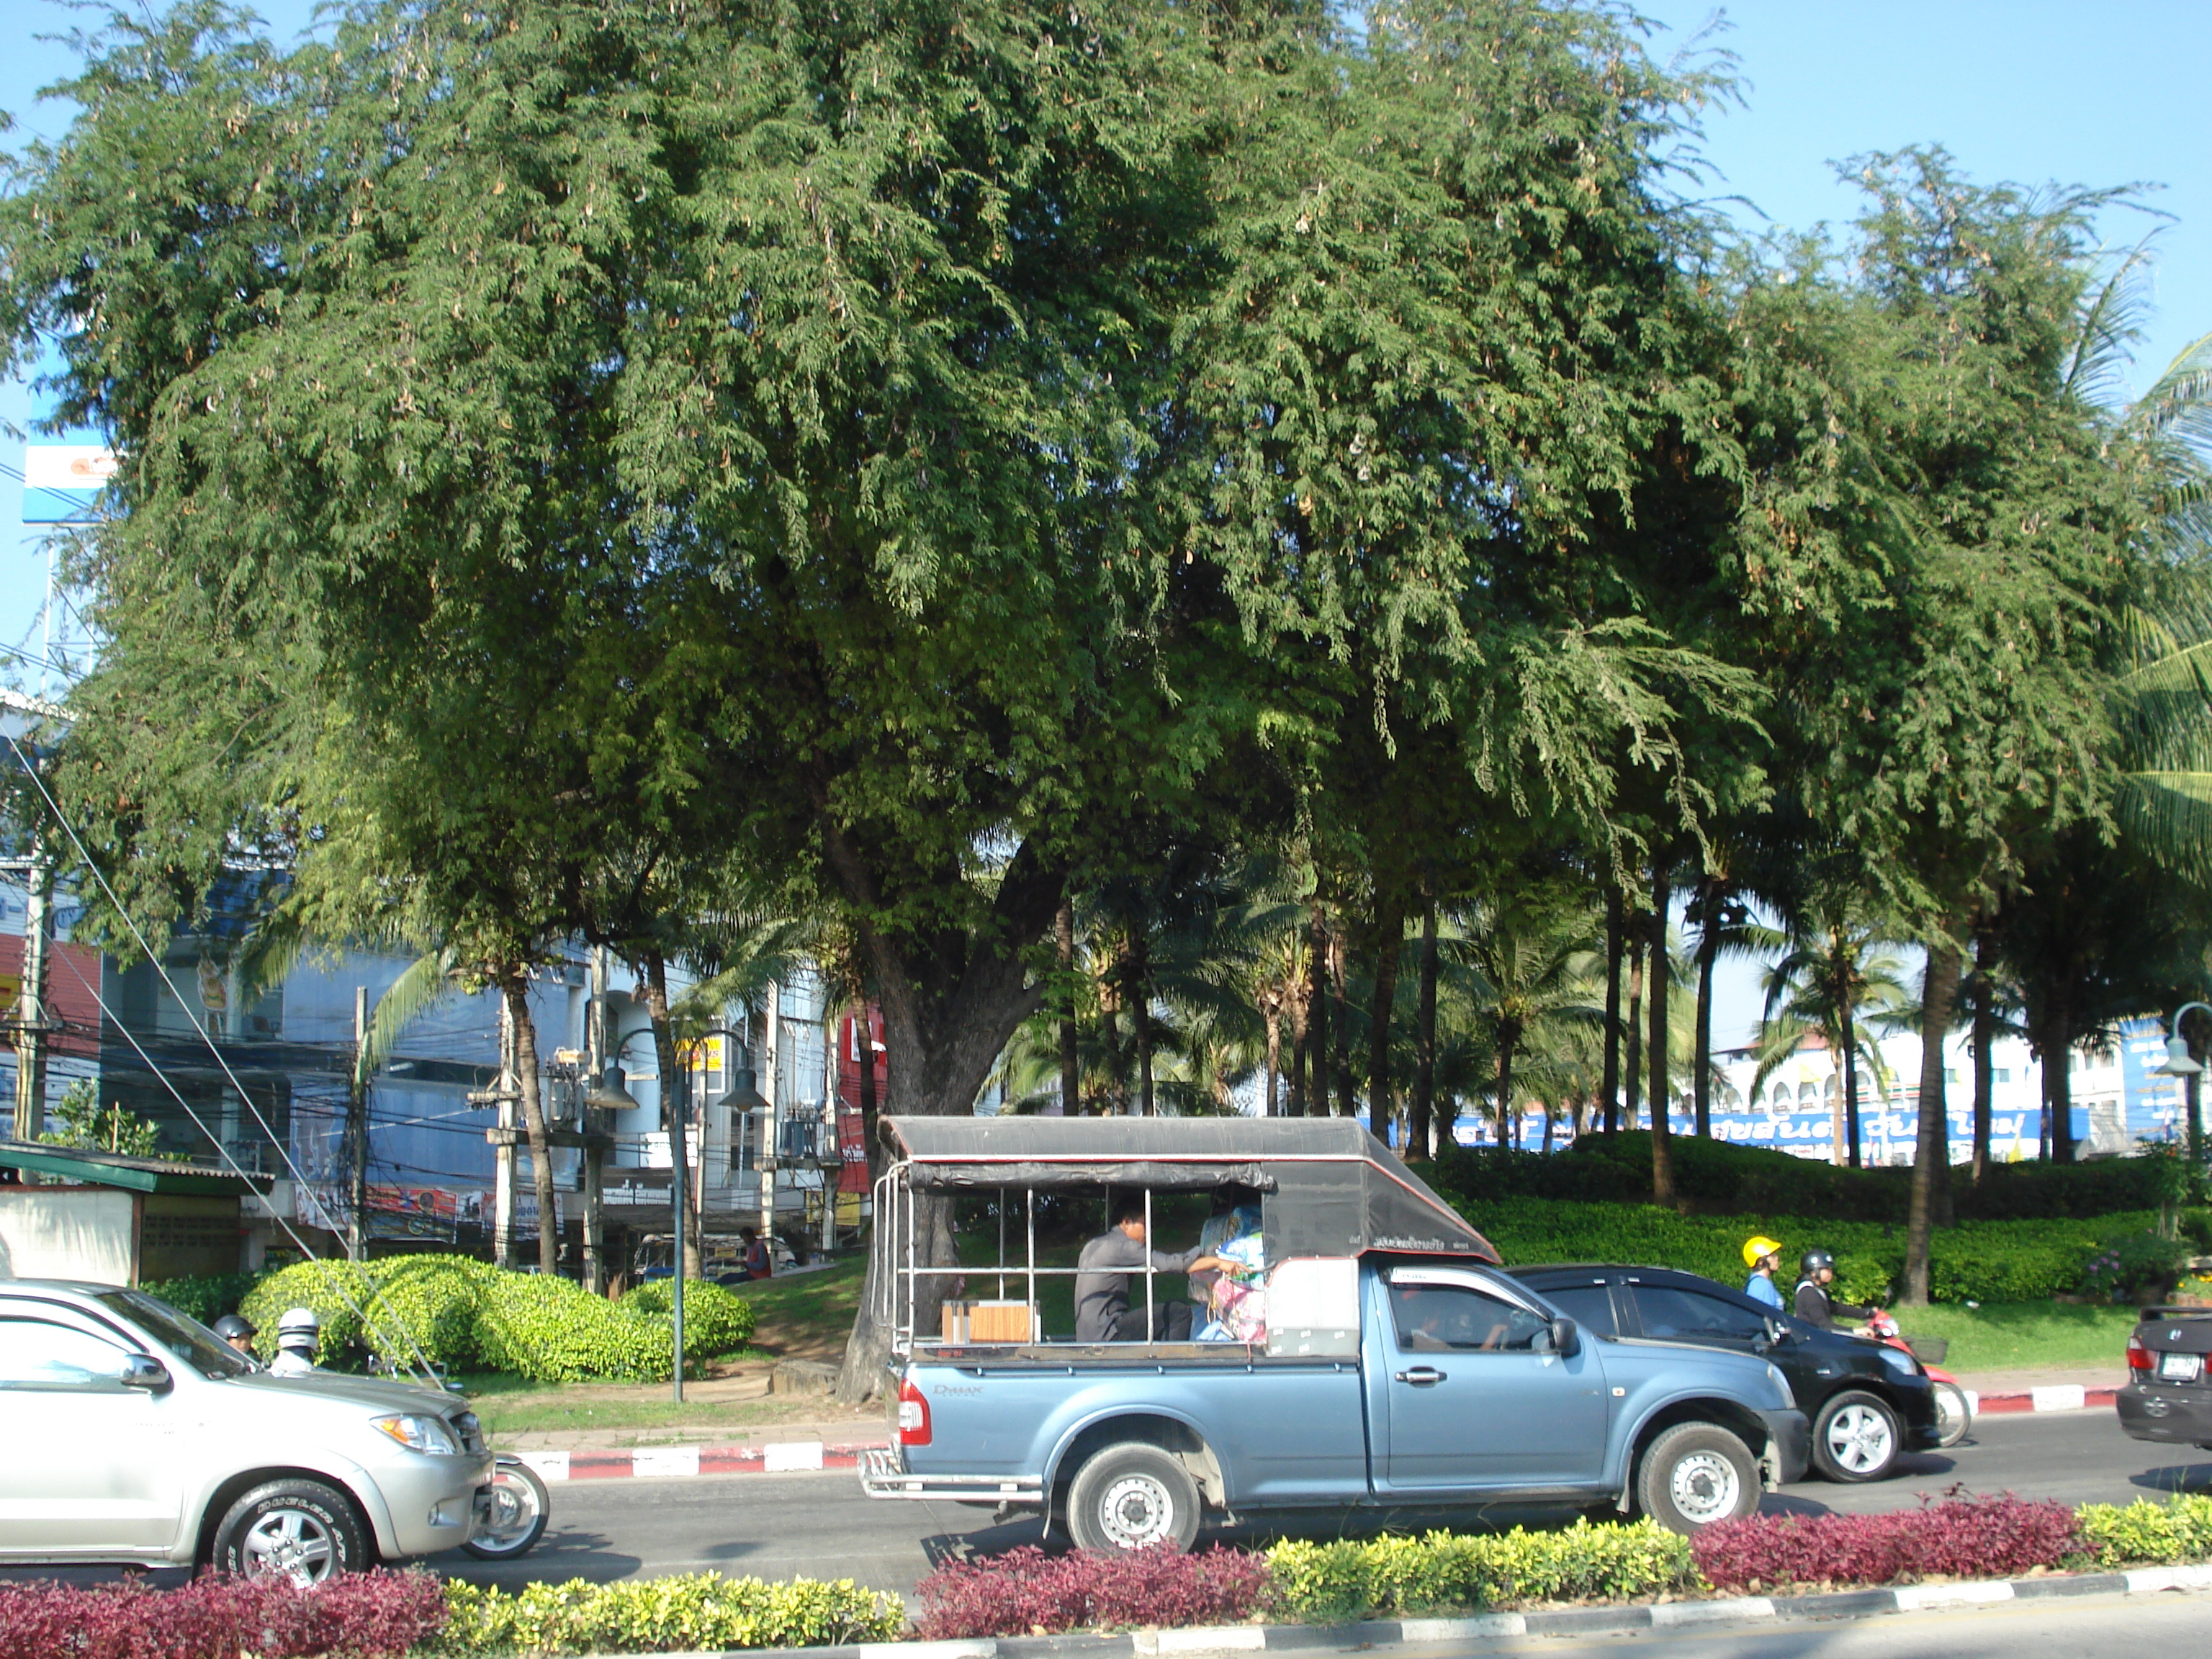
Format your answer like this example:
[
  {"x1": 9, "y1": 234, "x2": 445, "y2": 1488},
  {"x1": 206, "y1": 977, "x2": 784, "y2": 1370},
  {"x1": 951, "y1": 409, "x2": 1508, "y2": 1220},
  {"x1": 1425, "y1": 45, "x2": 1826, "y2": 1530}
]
[
  {"x1": 858, "y1": 1446, "x2": 1044, "y2": 1503},
  {"x1": 2117, "y1": 1382, "x2": 2212, "y2": 1448},
  {"x1": 1758, "y1": 1408, "x2": 1812, "y2": 1487}
]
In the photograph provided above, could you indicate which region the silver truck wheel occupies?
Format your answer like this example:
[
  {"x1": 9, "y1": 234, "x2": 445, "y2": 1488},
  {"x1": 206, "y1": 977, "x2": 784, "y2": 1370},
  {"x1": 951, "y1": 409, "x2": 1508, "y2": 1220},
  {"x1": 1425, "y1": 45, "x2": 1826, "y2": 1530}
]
[
  {"x1": 1812, "y1": 1390, "x2": 1899, "y2": 1483},
  {"x1": 212, "y1": 1478, "x2": 368, "y2": 1586},
  {"x1": 1066, "y1": 1444, "x2": 1201, "y2": 1553},
  {"x1": 1635, "y1": 1421, "x2": 1759, "y2": 1534}
]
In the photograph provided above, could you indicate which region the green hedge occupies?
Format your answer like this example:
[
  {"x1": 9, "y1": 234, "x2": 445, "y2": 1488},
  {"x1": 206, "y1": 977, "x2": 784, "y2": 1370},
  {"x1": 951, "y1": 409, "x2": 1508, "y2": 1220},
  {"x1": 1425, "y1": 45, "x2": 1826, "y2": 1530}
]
[
  {"x1": 1431, "y1": 1134, "x2": 2187, "y2": 1224},
  {"x1": 425, "y1": 1573, "x2": 902, "y2": 1655},
  {"x1": 1267, "y1": 1520, "x2": 1696, "y2": 1622},
  {"x1": 141, "y1": 1270, "x2": 267, "y2": 1327},
  {"x1": 239, "y1": 1256, "x2": 756, "y2": 1382},
  {"x1": 1456, "y1": 1195, "x2": 2178, "y2": 1305}
]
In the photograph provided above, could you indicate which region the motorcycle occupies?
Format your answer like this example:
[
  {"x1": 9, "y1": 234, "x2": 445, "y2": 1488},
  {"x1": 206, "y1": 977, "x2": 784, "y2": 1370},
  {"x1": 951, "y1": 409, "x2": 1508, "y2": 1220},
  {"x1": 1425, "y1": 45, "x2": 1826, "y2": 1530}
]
[
  {"x1": 1861, "y1": 1308, "x2": 1972, "y2": 1448},
  {"x1": 462, "y1": 1453, "x2": 552, "y2": 1560}
]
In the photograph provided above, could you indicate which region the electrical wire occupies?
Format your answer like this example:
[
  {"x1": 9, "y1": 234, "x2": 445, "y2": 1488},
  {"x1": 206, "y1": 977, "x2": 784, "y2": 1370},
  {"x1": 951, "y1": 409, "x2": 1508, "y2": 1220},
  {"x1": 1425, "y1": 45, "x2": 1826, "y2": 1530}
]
[{"x1": 14, "y1": 745, "x2": 446, "y2": 1384}]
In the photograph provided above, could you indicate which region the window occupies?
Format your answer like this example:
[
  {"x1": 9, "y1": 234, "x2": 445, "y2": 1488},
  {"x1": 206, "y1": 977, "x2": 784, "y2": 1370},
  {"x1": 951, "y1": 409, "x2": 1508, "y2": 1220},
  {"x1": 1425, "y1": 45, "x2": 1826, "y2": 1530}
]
[
  {"x1": 0, "y1": 1318, "x2": 134, "y2": 1390},
  {"x1": 1995, "y1": 1068, "x2": 2011, "y2": 1083},
  {"x1": 1388, "y1": 1281, "x2": 1552, "y2": 1353},
  {"x1": 1533, "y1": 1282, "x2": 1617, "y2": 1337},
  {"x1": 1627, "y1": 1285, "x2": 1769, "y2": 1344}
]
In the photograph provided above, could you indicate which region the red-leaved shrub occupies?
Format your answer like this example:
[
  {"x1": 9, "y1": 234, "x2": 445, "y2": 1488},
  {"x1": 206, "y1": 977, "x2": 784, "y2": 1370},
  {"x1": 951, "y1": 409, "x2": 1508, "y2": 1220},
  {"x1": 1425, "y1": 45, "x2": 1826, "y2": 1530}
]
[
  {"x1": 0, "y1": 1570, "x2": 447, "y2": 1659},
  {"x1": 916, "y1": 1546, "x2": 1275, "y2": 1638},
  {"x1": 1693, "y1": 1495, "x2": 2084, "y2": 1591}
]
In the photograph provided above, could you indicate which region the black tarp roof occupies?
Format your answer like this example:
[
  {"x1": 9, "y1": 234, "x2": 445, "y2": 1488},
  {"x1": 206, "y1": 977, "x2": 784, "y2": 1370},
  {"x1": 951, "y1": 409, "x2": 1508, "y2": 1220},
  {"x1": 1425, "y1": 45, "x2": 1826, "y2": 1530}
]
[{"x1": 878, "y1": 1115, "x2": 1496, "y2": 1262}]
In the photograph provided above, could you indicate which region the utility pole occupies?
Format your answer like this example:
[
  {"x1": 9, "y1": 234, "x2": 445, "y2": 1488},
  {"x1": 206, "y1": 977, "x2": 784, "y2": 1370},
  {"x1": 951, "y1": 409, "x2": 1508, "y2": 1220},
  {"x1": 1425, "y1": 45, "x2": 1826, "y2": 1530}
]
[
  {"x1": 760, "y1": 981, "x2": 781, "y2": 1250},
  {"x1": 821, "y1": 1003, "x2": 838, "y2": 1255},
  {"x1": 582, "y1": 949, "x2": 608, "y2": 1294},
  {"x1": 348, "y1": 985, "x2": 369, "y2": 1259},
  {"x1": 13, "y1": 826, "x2": 52, "y2": 1143},
  {"x1": 493, "y1": 995, "x2": 516, "y2": 1269}
]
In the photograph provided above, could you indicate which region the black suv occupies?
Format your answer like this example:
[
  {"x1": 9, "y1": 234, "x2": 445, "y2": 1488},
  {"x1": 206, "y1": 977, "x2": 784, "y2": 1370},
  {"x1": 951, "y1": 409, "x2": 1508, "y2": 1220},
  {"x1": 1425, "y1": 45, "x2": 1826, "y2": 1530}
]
[{"x1": 1507, "y1": 1264, "x2": 1940, "y2": 1483}]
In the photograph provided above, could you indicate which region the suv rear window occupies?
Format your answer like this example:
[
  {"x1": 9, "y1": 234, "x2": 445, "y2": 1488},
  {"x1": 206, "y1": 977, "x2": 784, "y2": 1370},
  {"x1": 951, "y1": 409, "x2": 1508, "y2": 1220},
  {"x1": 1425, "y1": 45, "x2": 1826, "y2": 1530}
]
[{"x1": 1534, "y1": 1282, "x2": 1618, "y2": 1337}]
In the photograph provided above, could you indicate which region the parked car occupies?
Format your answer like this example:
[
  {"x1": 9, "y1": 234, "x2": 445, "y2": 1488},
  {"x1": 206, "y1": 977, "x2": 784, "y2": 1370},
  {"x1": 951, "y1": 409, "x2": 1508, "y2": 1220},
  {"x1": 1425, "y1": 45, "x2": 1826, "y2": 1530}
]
[
  {"x1": 0, "y1": 1280, "x2": 493, "y2": 1582},
  {"x1": 1504, "y1": 1264, "x2": 1941, "y2": 1483},
  {"x1": 858, "y1": 1118, "x2": 1809, "y2": 1545},
  {"x1": 2118, "y1": 1304, "x2": 2212, "y2": 1449}
]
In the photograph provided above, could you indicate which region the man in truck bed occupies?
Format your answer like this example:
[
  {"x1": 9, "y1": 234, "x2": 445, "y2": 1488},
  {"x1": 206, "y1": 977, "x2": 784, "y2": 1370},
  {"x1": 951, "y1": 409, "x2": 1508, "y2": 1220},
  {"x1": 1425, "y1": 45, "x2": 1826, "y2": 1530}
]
[{"x1": 1074, "y1": 1195, "x2": 1226, "y2": 1341}]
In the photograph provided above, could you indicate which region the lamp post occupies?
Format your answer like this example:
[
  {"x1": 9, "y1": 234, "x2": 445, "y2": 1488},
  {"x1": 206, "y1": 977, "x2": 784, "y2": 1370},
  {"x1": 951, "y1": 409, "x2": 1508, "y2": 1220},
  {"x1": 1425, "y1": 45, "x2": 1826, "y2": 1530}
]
[
  {"x1": 2157, "y1": 1003, "x2": 2211, "y2": 1176},
  {"x1": 696, "y1": 1036, "x2": 774, "y2": 1268},
  {"x1": 584, "y1": 1030, "x2": 693, "y2": 1404}
]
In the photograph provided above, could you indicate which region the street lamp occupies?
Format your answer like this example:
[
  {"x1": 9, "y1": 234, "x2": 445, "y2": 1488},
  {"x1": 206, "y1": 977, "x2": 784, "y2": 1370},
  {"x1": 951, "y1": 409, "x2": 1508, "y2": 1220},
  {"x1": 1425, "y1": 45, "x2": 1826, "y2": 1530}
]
[
  {"x1": 2159, "y1": 1003, "x2": 2211, "y2": 1174},
  {"x1": 690, "y1": 1029, "x2": 773, "y2": 1265},
  {"x1": 584, "y1": 1030, "x2": 696, "y2": 1404}
]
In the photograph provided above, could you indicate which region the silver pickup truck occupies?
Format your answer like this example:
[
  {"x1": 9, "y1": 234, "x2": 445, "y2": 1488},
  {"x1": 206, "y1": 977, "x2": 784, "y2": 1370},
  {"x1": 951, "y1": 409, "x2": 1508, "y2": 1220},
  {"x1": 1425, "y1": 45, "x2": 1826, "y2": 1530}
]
[{"x1": 858, "y1": 1118, "x2": 1808, "y2": 1547}]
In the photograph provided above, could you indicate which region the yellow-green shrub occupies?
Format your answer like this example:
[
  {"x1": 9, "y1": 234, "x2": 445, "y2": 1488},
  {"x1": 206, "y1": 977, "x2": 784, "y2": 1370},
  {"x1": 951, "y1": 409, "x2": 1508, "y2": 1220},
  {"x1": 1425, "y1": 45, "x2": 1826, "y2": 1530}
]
[
  {"x1": 1266, "y1": 1519, "x2": 1697, "y2": 1622},
  {"x1": 619, "y1": 1279, "x2": 757, "y2": 1358},
  {"x1": 2079, "y1": 1496, "x2": 2212, "y2": 1565},
  {"x1": 426, "y1": 1573, "x2": 903, "y2": 1655}
]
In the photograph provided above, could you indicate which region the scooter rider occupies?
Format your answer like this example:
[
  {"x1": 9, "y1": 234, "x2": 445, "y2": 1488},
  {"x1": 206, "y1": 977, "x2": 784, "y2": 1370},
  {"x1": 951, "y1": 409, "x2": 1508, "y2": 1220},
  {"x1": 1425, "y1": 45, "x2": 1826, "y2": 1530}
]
[
  {"x1": 1742, "y1": 1236, "x2": 1786, "y2": 1310},
  {"x1": 1793, "y1": 1249, "x2": 1874, "y2": 1331},
  {"x1": 212, "y1": 1313, "x2": 258, "y2": 1358},
  {"x1": 268, "y1": 1305, "x2": 323, "y2": 1375}
]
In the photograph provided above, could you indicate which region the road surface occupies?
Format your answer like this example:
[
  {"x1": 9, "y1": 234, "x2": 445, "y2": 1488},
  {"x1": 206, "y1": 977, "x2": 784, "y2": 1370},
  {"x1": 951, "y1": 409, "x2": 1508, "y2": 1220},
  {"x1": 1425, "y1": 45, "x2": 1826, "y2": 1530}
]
[{"x1": 448, "y1": 1407, "x2": 2212, "y2": 1594}]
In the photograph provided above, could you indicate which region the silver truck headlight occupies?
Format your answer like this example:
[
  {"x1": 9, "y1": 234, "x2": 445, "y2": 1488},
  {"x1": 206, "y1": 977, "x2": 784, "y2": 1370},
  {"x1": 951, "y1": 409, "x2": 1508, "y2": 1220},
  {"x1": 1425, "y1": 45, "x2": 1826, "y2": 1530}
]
[{"x1": 372, "y1": 1412, "x2": 462, "y2": 1455}]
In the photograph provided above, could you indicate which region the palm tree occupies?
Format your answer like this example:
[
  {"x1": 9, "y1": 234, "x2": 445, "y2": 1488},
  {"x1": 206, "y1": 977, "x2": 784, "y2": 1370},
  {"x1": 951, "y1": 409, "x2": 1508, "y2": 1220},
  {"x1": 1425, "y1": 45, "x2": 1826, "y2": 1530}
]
[
  {"x1": 1462, "y1": 889, "x2": 1604, "y2": 1151},
  {"x1": 1753, "y1": 900, "x2": 1914, "y2": 1168}
]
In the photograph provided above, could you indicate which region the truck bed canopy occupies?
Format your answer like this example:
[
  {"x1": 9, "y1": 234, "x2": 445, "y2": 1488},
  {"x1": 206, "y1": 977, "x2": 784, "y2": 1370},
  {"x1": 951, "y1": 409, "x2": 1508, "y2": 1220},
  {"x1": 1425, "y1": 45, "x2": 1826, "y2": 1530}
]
[{"x1": 878, "y1": 1115, "x2": 1497, "y2": 1262}]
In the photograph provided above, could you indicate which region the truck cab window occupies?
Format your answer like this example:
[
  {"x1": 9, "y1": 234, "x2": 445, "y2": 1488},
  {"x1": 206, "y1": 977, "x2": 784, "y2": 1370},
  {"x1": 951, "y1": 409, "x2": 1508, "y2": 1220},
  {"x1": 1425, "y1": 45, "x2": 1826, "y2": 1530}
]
[{"x1": 1388, "y1": 1282, "x2": 1549, "y2": 1353}]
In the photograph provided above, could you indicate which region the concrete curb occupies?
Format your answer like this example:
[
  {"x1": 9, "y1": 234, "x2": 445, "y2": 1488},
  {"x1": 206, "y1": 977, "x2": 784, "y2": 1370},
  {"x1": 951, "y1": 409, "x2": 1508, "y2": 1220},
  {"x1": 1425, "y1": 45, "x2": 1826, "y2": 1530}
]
[
  {"x1": 555, "y1": 1562, "x2": 2212, "y2": 1659},
  {"x1": 1972, "y1": 1385, "x2": 2118, "y2": 1416}
]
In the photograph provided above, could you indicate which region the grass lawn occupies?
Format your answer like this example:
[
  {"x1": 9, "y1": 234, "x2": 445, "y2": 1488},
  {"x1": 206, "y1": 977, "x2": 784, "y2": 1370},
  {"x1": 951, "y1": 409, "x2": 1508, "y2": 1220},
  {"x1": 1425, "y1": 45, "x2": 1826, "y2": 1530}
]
[{"x1": 1890, "y1": 1300, "x2": 2140, "y2": 1376}]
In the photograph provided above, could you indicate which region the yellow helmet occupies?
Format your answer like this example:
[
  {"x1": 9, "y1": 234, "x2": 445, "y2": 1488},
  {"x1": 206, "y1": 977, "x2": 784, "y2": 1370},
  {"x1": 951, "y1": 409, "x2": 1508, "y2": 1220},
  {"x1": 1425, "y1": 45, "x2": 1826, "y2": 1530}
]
[{"x1": 1743, "y1": 1235, "x2": 1784, "y2": 1270}]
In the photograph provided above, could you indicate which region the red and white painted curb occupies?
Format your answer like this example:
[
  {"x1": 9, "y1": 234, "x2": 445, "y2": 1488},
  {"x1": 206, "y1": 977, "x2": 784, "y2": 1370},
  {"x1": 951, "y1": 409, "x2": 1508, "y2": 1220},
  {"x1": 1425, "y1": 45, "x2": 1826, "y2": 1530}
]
[
  {"x1": 508, "y1": 1389, "x2": 2119, "y2": 1483},
  {"x1": 512, "y1": 1441, "x2": 889, "y2": 1481},
  {"x1": 1970, "y1": 1385, "x2": 2118, "y2": 1417}
]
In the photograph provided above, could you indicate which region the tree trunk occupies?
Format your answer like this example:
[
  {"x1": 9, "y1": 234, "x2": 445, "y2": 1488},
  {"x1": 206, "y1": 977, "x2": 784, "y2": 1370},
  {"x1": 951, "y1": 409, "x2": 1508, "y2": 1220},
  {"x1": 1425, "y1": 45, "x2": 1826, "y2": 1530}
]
[
  {"x1": 819, "y1": 834, "x2": 1066, "y2": 1403},
  {"x1": 1901, "y1": 933, "x2": 1963, "y2": 1305},
  {"x1": 2046, "y1": 997, "x2": 2076, "y2": 1165},
  {"x1": 1263, "y1": 997, "x2": 1281, "y2": 1118},
  {"x1": 1411, "y1": 899, "x2": 1439, "y2": 1157},
  {"x1": 1648, "y1": 866, "x2": 1677, "y2": 1208},
  {"x1": 1057, "y1": 900, "x2": 1079, "y2": 1117},
  {"x1": 498, "y1": 971, "x2": 560, "y2": 1277},
  {"x1": 1367, "y1": 892, "x2": 1406, "y2": 1144},
  {"x1": 1331, "y1": 925, "x2": 1356, "y2": 1120},
  {"x1": 1101, "y1": 973, "x2": 1128, "y2": 1116},
  {"x1": 632, "y1": 950, "x2": 700, "y2": 1282},
  {"x1": 1307, "y1": 904, "x2": 1330, "y2": 1120},
  {"x1": 1693, "y1": 878, "x2": 1721, "y2": 1138},
  {"x1": 1971, "y1": 923, "x2": 1995, "y2": 1184},
  {"x1": 1840, "y1": 991, "x2": 1863, "y2": 1169},
  {"x1": 1602, "y1": 886, "x2": 1624, "y2": 1136},
  {"x1": 1133, "y1": 936, "x2": 1154, "y2": 1118},
  {"x1": 1828, "y1": 1048, "x2": 1848, "y2": 1170},
  {"x1": 1624, "y1": 930, "x2": 1645, "y2": 1130},
  {"x1": 1496, "y1": 1019, "x2": 1519, "y2": 1152}
]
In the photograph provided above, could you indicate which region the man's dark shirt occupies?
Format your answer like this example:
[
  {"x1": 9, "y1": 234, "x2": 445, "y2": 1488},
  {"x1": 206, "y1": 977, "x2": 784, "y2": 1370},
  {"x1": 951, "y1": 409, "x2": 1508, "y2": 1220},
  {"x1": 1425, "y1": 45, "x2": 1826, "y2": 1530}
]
[
  {"x1": 1074, "y1": 1230, "x2": 1204, "y2": 1341},
  {"x1": 1792, "y1": 1279, "x2": 1871, "y2": 1331}
]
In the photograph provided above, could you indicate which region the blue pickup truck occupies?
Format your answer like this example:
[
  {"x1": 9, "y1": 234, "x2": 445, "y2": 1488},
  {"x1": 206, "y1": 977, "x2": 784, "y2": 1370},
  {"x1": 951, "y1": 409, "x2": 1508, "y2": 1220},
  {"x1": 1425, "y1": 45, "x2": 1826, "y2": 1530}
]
[{"x1": 858, "y1": 1118, "x2": 1807, "y2": 1548}]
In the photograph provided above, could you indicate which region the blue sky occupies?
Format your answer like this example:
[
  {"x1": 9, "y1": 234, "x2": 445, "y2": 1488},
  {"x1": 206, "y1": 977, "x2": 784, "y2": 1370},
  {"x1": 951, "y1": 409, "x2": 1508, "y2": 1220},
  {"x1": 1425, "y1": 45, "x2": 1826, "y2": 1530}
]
[{"x1": 2, "y1": 2, "x2": 2207, "y2": 1040}]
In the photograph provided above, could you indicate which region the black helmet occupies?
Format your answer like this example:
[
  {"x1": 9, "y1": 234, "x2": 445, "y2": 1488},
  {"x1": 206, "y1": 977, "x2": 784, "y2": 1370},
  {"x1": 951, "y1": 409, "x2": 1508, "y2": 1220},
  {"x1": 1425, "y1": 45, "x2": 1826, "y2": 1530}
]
[
  {"x1": 1799, "y1": 1249, "x2": 1835, "y2": 1277},
  {"x1": 213, "y1": 1313, "x2": 255, "y2": 1341}
]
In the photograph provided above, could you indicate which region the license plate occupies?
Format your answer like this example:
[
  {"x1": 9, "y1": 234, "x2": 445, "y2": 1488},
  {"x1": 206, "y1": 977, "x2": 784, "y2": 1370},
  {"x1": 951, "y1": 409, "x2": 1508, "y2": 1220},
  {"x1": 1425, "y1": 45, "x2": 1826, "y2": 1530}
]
[{"x1": 2159, "y1": 1352, "x2": 2203, "y2": 1382}]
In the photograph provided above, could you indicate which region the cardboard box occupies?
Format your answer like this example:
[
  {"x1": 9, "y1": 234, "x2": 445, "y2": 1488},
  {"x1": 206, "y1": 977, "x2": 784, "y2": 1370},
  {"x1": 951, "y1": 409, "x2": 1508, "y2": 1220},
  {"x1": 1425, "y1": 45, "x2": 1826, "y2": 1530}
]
[
  {"x1": 940, "y1": 1299, "x2": 969, "y2": 1344},
  {"x1": 967, "y1": 1300, "x2": 1035, "y2": 1344}
]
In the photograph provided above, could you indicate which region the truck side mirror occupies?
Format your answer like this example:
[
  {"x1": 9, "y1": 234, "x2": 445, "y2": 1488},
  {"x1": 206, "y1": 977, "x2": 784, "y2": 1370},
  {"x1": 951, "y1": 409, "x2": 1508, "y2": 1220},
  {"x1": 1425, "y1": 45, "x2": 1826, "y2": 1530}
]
[
  {"x1": 1548, "y1": 1316, "x2": 1580, "y2": 1357},
  {"x1": 121, "y1": 1354, "x2": 172, "y2": 1392}
]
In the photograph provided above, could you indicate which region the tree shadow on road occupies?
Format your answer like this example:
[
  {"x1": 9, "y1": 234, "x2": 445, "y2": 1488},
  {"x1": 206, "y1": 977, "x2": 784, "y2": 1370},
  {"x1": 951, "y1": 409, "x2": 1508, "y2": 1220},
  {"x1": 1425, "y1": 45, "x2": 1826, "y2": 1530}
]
[
  {"x1": 2130, "y1": 1462, "x2": 2212, "y2": 1496},
  {"x1": 443, "y1": 1524, "x2": 642, "y2": 1588}
]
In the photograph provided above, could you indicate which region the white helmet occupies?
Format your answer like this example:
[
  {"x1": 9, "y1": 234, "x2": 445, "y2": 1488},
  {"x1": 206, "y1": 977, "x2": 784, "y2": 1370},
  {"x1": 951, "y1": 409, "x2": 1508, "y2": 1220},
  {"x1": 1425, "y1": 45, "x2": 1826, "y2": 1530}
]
[{"x1": 276, "y1": 1306, "x2": 321, "y2": 1346}]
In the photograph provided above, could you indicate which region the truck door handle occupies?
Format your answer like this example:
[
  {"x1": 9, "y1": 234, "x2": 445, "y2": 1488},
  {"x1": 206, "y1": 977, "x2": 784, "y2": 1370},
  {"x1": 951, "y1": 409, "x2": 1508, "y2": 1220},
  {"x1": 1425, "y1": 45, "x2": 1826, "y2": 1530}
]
[{"x1": 1394, "y1": 1366, "x2": 1447, "y2": 1386}]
